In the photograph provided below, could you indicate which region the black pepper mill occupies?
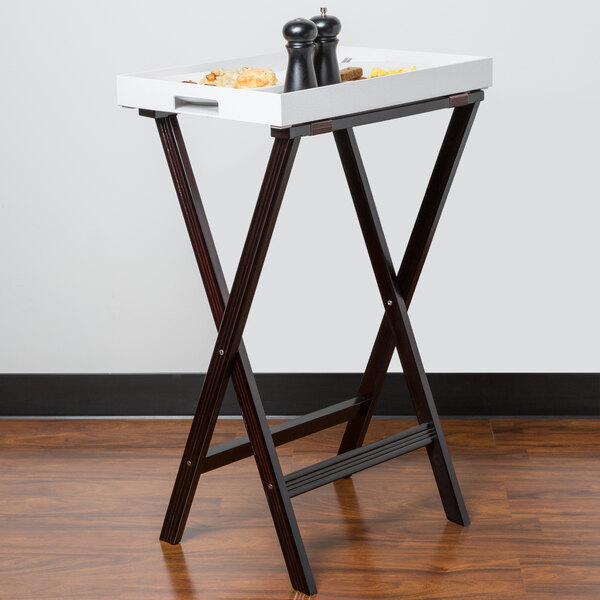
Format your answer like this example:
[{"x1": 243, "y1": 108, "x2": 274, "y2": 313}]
[
  {"x1": 282, "y1": 18, "x2": 318, "y2": 93},
  {"x1": 310, "y1": 7, "x2": 342, "y2": 86}
]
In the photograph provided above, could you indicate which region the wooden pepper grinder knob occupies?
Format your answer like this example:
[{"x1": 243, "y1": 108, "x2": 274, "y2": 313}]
[
  {"x1": 310, "y1": 7, "x2": 342, "y2": 86},
  {"x1": 282, "y1": 18, "x2": 318, "y2": 93}
]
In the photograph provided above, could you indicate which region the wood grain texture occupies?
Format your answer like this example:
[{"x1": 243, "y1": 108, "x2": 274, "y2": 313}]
[{"x1": 0, "y1": 418, "x2": 599, "y2": 599}]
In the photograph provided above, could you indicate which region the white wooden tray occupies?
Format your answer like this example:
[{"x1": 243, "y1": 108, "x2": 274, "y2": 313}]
[{"x1": 117, "y1": 46, "x2": 492, "y2": 127}]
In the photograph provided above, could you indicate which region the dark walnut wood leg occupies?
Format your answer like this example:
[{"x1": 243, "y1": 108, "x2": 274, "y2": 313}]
[
  {"x1": 338, "y1": 103, "x2": 480, "y2": 457},
  {"x1": 334, "y1": 125, "x2": 471, "y2": 526},
  {"x1": 154, "y1": 115, "x2": 315, "y2": 594}
]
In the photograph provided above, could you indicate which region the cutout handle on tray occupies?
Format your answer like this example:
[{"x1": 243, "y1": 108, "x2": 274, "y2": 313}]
[{"x1": 174, "y1": 96, "x2": 219, "y2": 116}]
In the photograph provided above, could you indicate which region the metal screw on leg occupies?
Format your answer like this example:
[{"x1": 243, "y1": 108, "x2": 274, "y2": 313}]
[
  {"x1": 387, "y1": 300, "x2": 392, "y2": 306},
  {"x1": 218, "y1": 349, "x2": 224, "y2": 356}
]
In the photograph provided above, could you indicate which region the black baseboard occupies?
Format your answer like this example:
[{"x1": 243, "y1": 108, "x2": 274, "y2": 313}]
[{"x1": 0, "y1": 373, "x2": 598, "y2": 417}]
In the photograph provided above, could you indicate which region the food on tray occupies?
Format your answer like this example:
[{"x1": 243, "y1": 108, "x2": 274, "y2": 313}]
[
  {"x1": 370, "y1": 66, "x2": 416, "y2": 78},
  {"x1": 181, "y1": 67, "x2": 277, "y2": 89},
  {"x1": 179, "y1": 62, "x2": 415, "y2": 88},
  {"x1": 235, "y1": 68, "x2": 278, "y2": 89},
  {"x1": 199, "y1": 68, "x2": 239, "y2": 87},
  {"x1": 340, "y1": 66, "x2": 363, "y2": 81}
]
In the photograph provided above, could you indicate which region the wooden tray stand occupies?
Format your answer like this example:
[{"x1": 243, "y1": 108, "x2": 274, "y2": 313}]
[{"x1": 140, "y1": 89, "x2": 483, "y2": 596}]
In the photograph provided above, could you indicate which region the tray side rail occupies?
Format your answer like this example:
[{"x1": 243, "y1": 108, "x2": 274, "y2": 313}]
[{"x1": 271, "y1": 90, "x2": 483, "y2": 139}]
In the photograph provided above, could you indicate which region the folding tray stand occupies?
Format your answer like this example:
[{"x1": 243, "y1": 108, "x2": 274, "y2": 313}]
[{"x1": 128, "y1": 65, "x2": 485, "y2": 594}]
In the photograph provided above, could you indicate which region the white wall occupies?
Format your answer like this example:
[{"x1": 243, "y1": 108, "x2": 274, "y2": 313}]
[{"x1": 1, "y1": 1, "x2": 598, "y2": 374}]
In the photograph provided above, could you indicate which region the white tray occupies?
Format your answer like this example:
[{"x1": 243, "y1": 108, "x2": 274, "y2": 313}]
[{"x1": 117, "y1": 46, "x2": 492, "y2": 127}]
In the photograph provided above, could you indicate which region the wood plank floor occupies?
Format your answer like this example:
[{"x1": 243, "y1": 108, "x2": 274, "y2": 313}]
[{"x1": 0, "y1": 418, "x2": 598, "y2": 599}]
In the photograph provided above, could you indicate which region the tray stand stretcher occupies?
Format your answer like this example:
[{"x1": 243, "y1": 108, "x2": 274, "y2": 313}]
[{"x1": 142, "y1": 89, "x2": 482, "y2": 596}]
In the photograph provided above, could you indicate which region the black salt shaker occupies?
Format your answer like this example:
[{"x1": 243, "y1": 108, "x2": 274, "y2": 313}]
[
  {"x1": 310, "y1": 7, "x2": 342, "y2": 86},
  {"x1": 282, "y1": 18, "x2": 318, "y2": 93}
]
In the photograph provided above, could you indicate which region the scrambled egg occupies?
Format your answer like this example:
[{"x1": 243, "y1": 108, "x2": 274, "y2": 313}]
[{"x1": 370, "y1": 66, "x2": 417, "y2": 78}]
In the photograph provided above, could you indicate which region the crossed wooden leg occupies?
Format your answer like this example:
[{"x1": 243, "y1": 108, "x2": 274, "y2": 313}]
[
  {"x1": 336, "y1": 102, "x2": 480, "y2": 525},
  {"x1": 154, "y1": 115, "x2": 315, "y2": 594}
]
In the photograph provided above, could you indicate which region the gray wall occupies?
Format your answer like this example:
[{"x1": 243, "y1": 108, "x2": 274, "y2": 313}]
[{"x1": 1, "y1": 1, "x2": 598, "y2": 374}]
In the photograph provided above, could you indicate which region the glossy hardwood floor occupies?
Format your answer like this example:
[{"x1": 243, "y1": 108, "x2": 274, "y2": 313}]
[{"x1": 1, "y1": 418, "x2": 598, "y2": 599}]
